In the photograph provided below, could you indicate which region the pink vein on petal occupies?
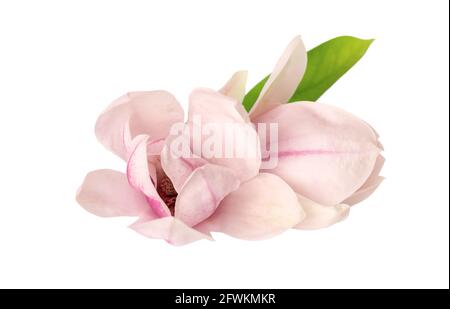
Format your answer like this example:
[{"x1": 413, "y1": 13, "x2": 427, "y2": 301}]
[
  {"x1": 262, "y1": 149, "x2": 339, "y2": 161},
  {"x1": 280, "y1": 149, "x2": 339, "y2": 157}
]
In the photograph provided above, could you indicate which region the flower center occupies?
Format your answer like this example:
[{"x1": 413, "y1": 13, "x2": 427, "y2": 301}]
[{"x1": 156, "y1": 173, "x2": 177, "y2": 215}]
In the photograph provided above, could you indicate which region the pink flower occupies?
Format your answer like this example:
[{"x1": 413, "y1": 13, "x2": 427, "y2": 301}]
[
  {"x1": 76, "y1": 36, "x2": 384, "y2": 245},
  {"x1": 76, "y1": 87, "x2": 303, "y2": 245}
]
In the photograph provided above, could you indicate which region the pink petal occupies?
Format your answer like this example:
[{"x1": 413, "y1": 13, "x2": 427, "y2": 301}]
[
  {"x1": 361, "y1": 155, "x2": 385, "y2": 189},
  {"x1": 188, "y1": 88, "x2": 261, "y2": 182},
  {"x1": 255, "y1": 102, "x2": 380, "y2": 206},
  {"x1": 189, "y1": 87, "x2": 248, "y2": 124},
  {"x1": 160, "y1": 129, "x2": 207, "y2": 192},
  {"x1": 130, "y1": 217, "x2": 213, "y2": 246},
  {"x1": 364, "y1": 121, "x2": 385, "y2": 150},
  {"x1": 249, "y1": 36, "x2": 307, "y2": 118},
  {"x1": 219, "y1": 70, "x2": 248, "y2": 104},
  {"x1": 123, "y1": 120, "x2": 166, "y2": 159},
  {"x1": 219, "y1": 71, "x2": 251, "y2": 122},
  {"x1": 343, "y1": 154, "x2": 385, "y2": 205},
  {"x1": 95, "y1": 91, "x2": 183, "y2": 160},
  {"x1": 295, "y1": 194, "x2": 350, "y2": 230},
  {"x1": 196, "y1": 173, "x2": 305, "y2": 240},
  {"x1": 127, "y1": 135, "x2": 171, "y2": 217},
  {"x1": 343, "y1": 176, "x2": 384, "y2": 206},
  {"x1": 123, "y1": 124, "x2": 165, "y2": 184},
  {"x1": 175, "y1": 164, "x2": 240, "y2": 226},
  {"x1": 76, "y1": 169, "x2": 155, "y2": 218}
]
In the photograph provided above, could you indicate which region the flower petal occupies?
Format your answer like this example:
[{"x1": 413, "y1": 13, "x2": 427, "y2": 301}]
[
  {"x1": 123, "y1": 120, "x2": 167, "y2": 158},
  {"x1": 219, "y1": 71, "x2": 251, "y2": 122},
  {"x1": 188, "y1": 88, "x2": 261, "y2": 182},
  {"x1": 343, "y1": 154, "x2": 385, "y2": 205},
  {"x1": 130, "y1": 217, "x2": 212, "y2": 246},
  {"x1": 249, "y1": 36, "x2": 307, "y2": 118},
  {"x1": 76, "y1": 169, "x2": 155, "y2": 218},
  {"x1": 160, "y1": 129, "x2": 207, "y2": 192},
  {"x1": 343, "y1": 176, "x2": 384, "y2": 206},
  {"x1": 197, "y1": 173, "x2": 304, "y2": 240},
  {"x1": 294, "y1": 194, "x2": 350, "y2": 230},
  {"x1": 255, "y1": 102, "x2": 380, "y2": 206},
  {"x1": 127, "y1": 135, "x2": 171, "y2": 217},
  {"x1": 189, "y1": 87, "x2": 248, "y2": 124},
  {"x1": 95, "y1": 91, "x2": 183, "y2": 160},
  {"x1": 361, "y1": 155, "x2": 385, "y2": 189},
  {"x1": 219, "y1": 70, "x2": 248, "y2": 104},
  {"x1": 175, "y1": 164, "x2": 240, "y2": 226}
]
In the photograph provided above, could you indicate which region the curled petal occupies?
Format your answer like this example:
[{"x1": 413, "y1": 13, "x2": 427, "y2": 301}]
[
  {"x1": 175, "y1": 164, "x2": 240, "y2": 226},
  {"x1": 219, "y1": 70, "x2": 248, "y2": 104},
  {"x1": 76, "y1": 169, "x2": 155, "y2": 218},
  {"x1": 249, "y1": 36, "x2": 307, "y2": 118},
  {"x1": 219, "y1": 71, "x2": 250, "y2": 122},
  {"x1": 95, "y1": 91, "x2": 183, "y2": 160},
  {"x1": 255, "y1": 102, "x2": 380, "y2": 206},
  {"x1": 343, "y1": 155, "x2": 385, "y2": 205},
  {"x1": 130, "y1": 217, "x2": 212, "y2": 246},
  {"x1": 364, "y1": 122, "x2": 384, "y2": 150},
  {"x1": 123, "y1": 121, "x2": 166, "y2": 158},
  {"x1": 123, "y1": 123, "x2": 164, "y2": 184},
  {"x1": 361, "y1": 155, "x2": 385, "y2": 189},
  {"x1": 295, "y1": 195, "x2": 350, "y2": 230},
  {"x1": 343, "y1": 176, "x2": 384, "y2": 206},
  {"x1": 127, "y1": 135, "x2": 171, "y2": 217},
  {"x1": 197, "y1": 173, "x2": 304, "y2": 240}
]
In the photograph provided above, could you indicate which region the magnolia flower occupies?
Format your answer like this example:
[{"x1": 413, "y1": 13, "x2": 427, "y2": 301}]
[
  {"x1": 76, "y1": 36, "x2": 384, "y2": 245},
  {"x1": 77, "y1": 88, "x2": 304, "y2": 245}
]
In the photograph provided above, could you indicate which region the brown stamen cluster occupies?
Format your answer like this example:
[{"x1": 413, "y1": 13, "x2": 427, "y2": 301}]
[{"x1": 156, "y1": 173, "x2": 177, "y2": 215}]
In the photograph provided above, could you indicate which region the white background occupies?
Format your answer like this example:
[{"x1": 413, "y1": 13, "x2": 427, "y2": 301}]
[{"x1": 0, "y1": 0, "x2": 448, "y2": 289}]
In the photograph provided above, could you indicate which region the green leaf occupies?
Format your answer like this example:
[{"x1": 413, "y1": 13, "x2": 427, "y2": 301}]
[
  {"x1": 242, "y1": 36, "x2": 374, "y2": 111},
  {"x1": 289, "y1": 36, "x2": 374, "y2": 102}
]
